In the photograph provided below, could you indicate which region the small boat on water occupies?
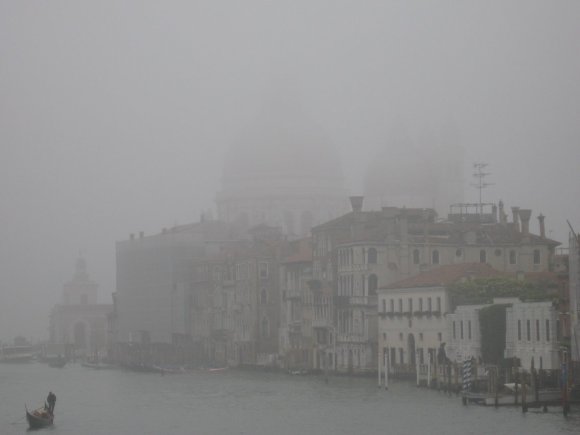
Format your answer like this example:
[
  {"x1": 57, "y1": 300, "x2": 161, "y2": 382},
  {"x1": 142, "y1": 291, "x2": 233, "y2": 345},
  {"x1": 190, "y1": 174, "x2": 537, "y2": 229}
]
[
  {"x1": 48, "y1": 356, "x2": 67, "y2": 368},
  {"x1": 0, "y1": 345, "x2": 35, "y2": 363},
  {"x1": 25, "y1": 405, "x2": 53, "y2": 429},
  {"x1": 208, "y1": 367, "x2": 228, "y2": 373}
]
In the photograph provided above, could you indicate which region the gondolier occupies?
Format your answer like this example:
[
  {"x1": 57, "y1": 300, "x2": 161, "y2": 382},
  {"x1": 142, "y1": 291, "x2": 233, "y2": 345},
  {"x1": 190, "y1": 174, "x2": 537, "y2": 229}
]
[{"x1": 47, "y1": 391, "x2": 56, "y2": 414}]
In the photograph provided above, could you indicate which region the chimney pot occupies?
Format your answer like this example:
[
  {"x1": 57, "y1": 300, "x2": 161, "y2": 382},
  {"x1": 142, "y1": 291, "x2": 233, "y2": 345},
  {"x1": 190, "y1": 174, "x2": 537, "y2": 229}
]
[
  {"x1": 537, "y1": 214, "x2": 546, "y2": 238},
  {"x1": 511, "y1": 206, "x2": 520, "y2": 232},
  {"x1": 518, "y1": 209, "x2": 532, "y2": 235},
  {"x1": 349, "y1": 196, "x2": 364, "y2": 213}
]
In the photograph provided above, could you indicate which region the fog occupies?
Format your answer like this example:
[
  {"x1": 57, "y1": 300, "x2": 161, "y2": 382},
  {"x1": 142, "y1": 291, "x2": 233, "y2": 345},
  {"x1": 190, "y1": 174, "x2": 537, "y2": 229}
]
[{"x1": 1, "y1": 1, "x2": 579, "y2": 342}]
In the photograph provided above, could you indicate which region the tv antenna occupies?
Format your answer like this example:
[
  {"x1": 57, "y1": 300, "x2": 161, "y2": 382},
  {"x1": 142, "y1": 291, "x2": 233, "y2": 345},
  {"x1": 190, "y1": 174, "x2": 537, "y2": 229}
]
[{"x1": 471, "y1": 162, "x2": 494, "y2": 215}]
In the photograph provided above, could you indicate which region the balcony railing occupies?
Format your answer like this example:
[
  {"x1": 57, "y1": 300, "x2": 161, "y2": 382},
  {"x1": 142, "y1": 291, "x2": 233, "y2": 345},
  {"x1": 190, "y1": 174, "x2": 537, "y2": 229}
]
[
  {"x1": 335, "y1": 296, "x2": 377, "y2": 306},
  {"x1": 337, "y1": 333, "x2": 368, "y2": 343}
]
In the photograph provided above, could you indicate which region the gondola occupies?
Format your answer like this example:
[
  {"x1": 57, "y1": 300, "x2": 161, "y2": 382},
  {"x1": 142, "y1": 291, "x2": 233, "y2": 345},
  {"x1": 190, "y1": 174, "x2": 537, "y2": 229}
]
[{"x1": 25, "y1": 405, "x2": 54, "y2": 429}]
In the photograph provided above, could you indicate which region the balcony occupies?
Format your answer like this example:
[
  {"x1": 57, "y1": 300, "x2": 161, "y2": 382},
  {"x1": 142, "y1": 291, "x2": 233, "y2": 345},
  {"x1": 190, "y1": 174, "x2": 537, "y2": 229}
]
[
  {"x1": 284, "y1": 289, "x2": 302, "y2": 300},
  {"x1": 312, "y1": 318, "x2": 332, "y2": 329},
  {"x1": 337, "y1": 333, "x2": 368, "y2": 343},
  {"x1": 334, "y1": 296, "x2": 377, "y2": 306}
]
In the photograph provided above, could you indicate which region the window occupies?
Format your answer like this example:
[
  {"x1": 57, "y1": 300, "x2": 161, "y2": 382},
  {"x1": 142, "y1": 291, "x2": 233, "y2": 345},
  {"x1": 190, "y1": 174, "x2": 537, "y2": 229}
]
[
  {"x1": 468, "y1": 320, "x2": 472, "y2": 340},
  {"x1": 419, "y1": 298, "x2": 423, "y2": 312},
  {"x1": 453, "y1": 321, "x2": 456, "y2": 339},
  {"x1": 398, "y1": 299, "x2": 403, "y2": 312},
  {"x1": 494, "y1": 249, "x2": 502, "y2": 256},
  {"x1": 456, "y1": 248, "x2": 462, "y2": 257},
  {"x1": 460, "y1": 321, "x2": 464, "y2": 339},
  {"x1": 259, "y1": 262, "x2": 269, "y2": 279},
  {"x1": 536, "y1": 319, "x2": 540, "y2": 341},
  {"x1": 408, "y1": 298, "x2": 413, "y2": 313},
  {"x1": 546, "y1": 320, "x2": 550, "y2": 341},
  {"x1": 390, "y1": 299, "x2": 394, "y2": 312},
  {"x1": 509, "y1": 250, "x2": 517, "y2": 265},
  {"x1": 526, "y1": 320, "x2": 531, "y2": 341},
  {"x1": 413, "y1": 249, "x2": 420, "y2": 265},
  {"x1": 479, "y1": 250, "x2": 487, "y2": 263},
  {"x1": 533, "y1": 250, "x2": 541, "y2": 265},
  {"x1": 382, "y1": 299, "x2": 386, "y2": 312},
  {"x1": 260, "y1": 288, "x2": 267, "y2": 305},
  {"x1": 419, "y1": 333, "x2": 423, "y2": 341},
  {"x1": 436, "y1": 297, "x2": 441, "y2": 312},
  {"x1": 518, "y1": 320, "x2": 522, "y2": 340},
  {"x1": 432, "y1": 250, "x2": 440, "y2": 265},
  {"x1": 438, "y1": 332, "x2": 442, "y2": 342},
  {"x1": 428, "y1": 298, "x2": 432, "y2": 312},
  {"x1": 368, "y1": 248, "x2": 377, "y2": 264},
  {"x1": 368, "y1": 274, "x2": 378, "y2": 296}
]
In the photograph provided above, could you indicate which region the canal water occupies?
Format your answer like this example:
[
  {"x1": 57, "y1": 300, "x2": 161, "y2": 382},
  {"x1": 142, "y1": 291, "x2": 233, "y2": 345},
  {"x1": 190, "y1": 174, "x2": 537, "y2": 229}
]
[{"x1": 1, "y1": 362, "x2": 578, "y2": 435}]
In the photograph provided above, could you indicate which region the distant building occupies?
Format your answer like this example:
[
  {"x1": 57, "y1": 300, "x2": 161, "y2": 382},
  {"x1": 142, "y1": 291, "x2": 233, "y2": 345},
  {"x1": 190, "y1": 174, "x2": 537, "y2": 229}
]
[
  {"x1": 216, "y1": 104, "x2": 348, "y2": 238},
  {"x1": 49, "y1": 257, "x2": 112, "y2": 357},
  {"x1": 312, "y1": 197, "x2": 560, "y2": 373},
  {"x1": 113, "y1": 221, "x2": 232, "y2": 348}
]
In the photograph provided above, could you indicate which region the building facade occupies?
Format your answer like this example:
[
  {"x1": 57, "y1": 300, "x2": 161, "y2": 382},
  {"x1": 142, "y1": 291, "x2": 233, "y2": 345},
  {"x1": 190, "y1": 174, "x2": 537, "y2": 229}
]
[
  {"x1": 505, "y1": 301, "x2": 560, "y2": 370},
  {"x1": 49, "y1": 257, "x2": 112, "y2": 358}
]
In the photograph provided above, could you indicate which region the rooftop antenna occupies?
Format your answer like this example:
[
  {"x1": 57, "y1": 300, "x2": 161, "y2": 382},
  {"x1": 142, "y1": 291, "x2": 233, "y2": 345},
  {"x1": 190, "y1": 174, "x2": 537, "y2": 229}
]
[{"x1": 471, "y1": 162, "x2": 494, "y2": 215}]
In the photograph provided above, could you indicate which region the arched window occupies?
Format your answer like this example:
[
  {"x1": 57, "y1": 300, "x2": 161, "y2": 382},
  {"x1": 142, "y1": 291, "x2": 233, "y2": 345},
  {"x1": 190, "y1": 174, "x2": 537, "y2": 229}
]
[
  {"x1": 432, "y1": 250, "x2": 439, "y2": 265},
  {"x1": 367, "y1": 248, "x2": 377, "y2": 264},
  {"x1": 533, "y1": 249, "x2": 541, "y2": 264},
  {"x1": 413, "y1": 249, "x2": 420, "y2": 265},
  {"x1": 479, "y1": 250, "x2": 487, "y2": 263},
  {"x1": 368, "y1": 274, "x2": 378, "y2": 296}
]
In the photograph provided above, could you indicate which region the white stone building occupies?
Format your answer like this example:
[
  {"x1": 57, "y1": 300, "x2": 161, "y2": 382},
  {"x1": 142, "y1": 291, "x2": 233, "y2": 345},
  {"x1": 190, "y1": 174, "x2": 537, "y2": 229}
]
[
  {"x1": 378, "y1": 285, "x2": 449, "y2": 369},
  {"x1": 445, "y1": 303, "x2": 491, "y2": 364},
  {"x1": 505, "y1": 301, "x2": 559, "y2": 370}
]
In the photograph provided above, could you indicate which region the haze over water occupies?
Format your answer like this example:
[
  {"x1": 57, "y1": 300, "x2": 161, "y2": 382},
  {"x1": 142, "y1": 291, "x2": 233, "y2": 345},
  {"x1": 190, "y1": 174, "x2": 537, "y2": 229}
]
[{"x1": 2, "y1": 363, "x2": 578, "y2": 435}]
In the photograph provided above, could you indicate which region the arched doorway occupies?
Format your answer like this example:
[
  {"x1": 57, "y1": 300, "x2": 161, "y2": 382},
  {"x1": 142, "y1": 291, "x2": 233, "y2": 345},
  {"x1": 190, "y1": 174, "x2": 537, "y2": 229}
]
[{"x1": 407, "y1": 334, "x2": 416, "y2": 367}]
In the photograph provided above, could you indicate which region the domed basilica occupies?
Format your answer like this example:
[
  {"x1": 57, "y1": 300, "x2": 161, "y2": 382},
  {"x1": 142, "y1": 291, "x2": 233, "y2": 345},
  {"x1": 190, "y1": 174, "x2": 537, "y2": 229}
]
[{"x1": 216, "y1": 103, "x2": 348, "y2": 237}]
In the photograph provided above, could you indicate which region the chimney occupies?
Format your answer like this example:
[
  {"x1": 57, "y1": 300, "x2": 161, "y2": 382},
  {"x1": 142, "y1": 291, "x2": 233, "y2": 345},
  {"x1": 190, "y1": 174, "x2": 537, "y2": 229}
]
[
  {"x1": 130, "y1": 233, "x2": 135, "y2": 240},
  {"x1": 518, "y1": 209, "x2": 532, "y2": 235},
  {"x1": 499, "y1": 200, "x2": 507, "y2": 225},
  {"x1": 349, "y1": 196, "x2": 364, "y2": 213},
  {"x1": 537, "y1": 214, "x2": 546, "y2": 238},
  {"x1": 511, "y1": 206, "x2": 520, "y2": 232}
]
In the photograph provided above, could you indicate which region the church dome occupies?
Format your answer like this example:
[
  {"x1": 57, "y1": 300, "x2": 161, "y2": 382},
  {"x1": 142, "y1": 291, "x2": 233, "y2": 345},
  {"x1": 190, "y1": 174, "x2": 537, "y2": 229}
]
[{"x1": 216, "y1": 100, "x2": 348, "y2": 235}]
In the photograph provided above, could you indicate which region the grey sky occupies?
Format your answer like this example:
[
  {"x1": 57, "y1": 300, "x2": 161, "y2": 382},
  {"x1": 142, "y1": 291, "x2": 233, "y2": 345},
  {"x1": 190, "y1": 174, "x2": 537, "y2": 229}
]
[{"x1": 1, "y1": 1, "x2": 579, "y2": 341}]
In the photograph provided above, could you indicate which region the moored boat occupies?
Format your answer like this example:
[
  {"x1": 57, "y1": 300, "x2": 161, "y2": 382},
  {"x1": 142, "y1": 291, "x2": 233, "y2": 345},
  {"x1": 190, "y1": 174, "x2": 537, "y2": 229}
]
[
  {"x1": 25, "y1": 405, "x2": 54, "y2": 429},
  {"x1": 0, "y1": 345, "x2": 35, "y2": 363}
]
